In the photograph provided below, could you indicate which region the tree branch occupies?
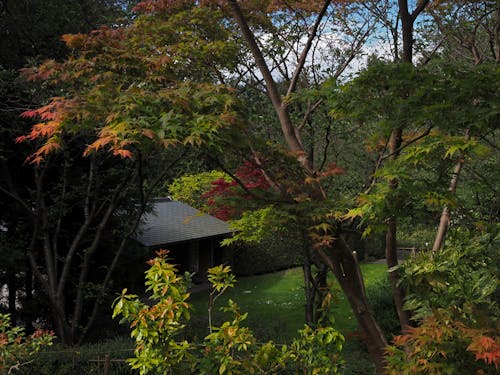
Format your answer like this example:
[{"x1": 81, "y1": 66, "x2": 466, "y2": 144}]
[
  {"x1": 77, "y1": 151, "x2": 187, "y2": 344},
  {"x1": 228, "y1": 0, "x2": 307, "y2": 159},
  {"x1": 379, "y1": 125, "x2": 433, "y2": 162},
  {"x1": 286, "y1": 0, "x2": 332, "y2": 98}
]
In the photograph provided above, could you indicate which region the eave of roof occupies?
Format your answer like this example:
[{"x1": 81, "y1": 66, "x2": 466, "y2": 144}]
[{"x1": 135, "y1": 198, "x2": 232, "y2": 247}]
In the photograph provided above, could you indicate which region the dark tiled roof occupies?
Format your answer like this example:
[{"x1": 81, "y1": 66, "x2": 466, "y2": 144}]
[{"x1": 135, "y1": 198, "x2": 232, "y2": 247}]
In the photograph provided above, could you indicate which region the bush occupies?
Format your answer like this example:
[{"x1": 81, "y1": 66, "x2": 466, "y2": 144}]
[
  {"x1": 0, "y1": 313, "x2": 54, "y2": 374},
  {"x1": 113, "y1": 250, "x2": 345, "y2": 375},
  {"x1": 385, "y1": 228, "x2": 500, "y2": 374}
]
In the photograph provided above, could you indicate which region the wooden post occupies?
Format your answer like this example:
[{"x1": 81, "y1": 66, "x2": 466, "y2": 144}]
[{"x1": 103, "y1": 354, "x2": 110, "y2": 375}]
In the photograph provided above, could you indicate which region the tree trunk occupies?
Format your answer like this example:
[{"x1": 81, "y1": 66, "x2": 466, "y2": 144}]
[
  {"x1": 385, "y1": 129, "x2": 411, "y2": 330},
  {"x1": 313, "y1": 265, "x2": 329, "y2": 323},
  {"x1": 432, "y1": 148, "x2": 467, "y2": 251},
  {"x1": 318, "y1": 238, "x2": 388, "y2": 374},
  {"x1": 303, "y1": 257, "x2": 315, "y2": 325},
  {"x1": 385, "y1": 219, "x2": 411, "y2": 330},
  {"x1": 24, "y1": 255, "x2": 34, "y2": 333},
  {"x1": 494, "y1": 7, "x2": 500, "y2": 64},
  {"x1": 7, "y1": 272, "x2": 17, "y2": 324},
  {"x1": 385, "y1": 0, "x2": 430, "y2": 331},
  {"x1": 49, "y1": 293, "x2": 73, "y2": 345},
  {"x1": 432, "y1": 130, "x2": 470, "y2": 251}
]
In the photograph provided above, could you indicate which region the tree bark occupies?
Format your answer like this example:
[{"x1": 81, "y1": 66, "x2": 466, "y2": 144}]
[
  {"x1": 7, "y1": 272, "x2": 17, "y2": 324},
  {"x1": 24, "y1": 255, "x2": 34, "y2": 333},
  {"x1": 318, "y1": 238, "x2": 388, "y2": 374},
  {"x1": 302, "y1": 255, "x2": 315, "y2": 325},
  {"x1": 495, "y1": 7, "x2": 500, "y2": 64},
  {"x1": 432, "y1": 137, "x2": 468, "y2": 252},
  {"x1": 385, "y1": 129, "x2": 411, "y2": 330}
]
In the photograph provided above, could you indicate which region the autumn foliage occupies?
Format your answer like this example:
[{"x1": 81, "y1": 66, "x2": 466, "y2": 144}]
[
  {"x1": 18, "y1": 3, "x2": 242, "y2": 164},
  {"x1": 386, "y1": 316, "x2": 500, "y2": 374},
  {"x1": 202, "y1": 161, "x2": 270, "y2": 220},
  {"x1": 133, "y1": 0, "x2": 329, "y2": 15}
]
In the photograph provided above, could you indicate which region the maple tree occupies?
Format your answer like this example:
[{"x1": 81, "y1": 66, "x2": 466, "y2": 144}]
[
  {"x1": 14, "y1": 1, "x2": 244, "y2": 346},
  {"x1": 0, "y1": 0, "x2": 146, "y2": 340},
  {"x1": 202, "y1": 161, "x2": 271, "y2": 221}
]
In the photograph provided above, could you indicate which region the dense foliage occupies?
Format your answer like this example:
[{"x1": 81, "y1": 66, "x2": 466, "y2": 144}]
[
  {"x1": 385, "y1": 228, "x2": 500, "y2": 374},
  {"x1": 0, "y1": 313, "x2": 54, "y2": 373},
  {"x1": 112, "y1": 251, "x2": 345, "y2": 374}
]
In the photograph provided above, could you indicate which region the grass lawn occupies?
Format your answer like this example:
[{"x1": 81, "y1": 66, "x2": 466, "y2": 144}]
[
  {"x1": 189, "y1": 263, "x2": 388, "y2": 374},
  {"x1": 190, "y1": 263, "x2": 387, "y2": 341}
]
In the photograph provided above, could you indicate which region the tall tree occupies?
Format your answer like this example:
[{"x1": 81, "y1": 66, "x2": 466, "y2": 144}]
[
  {"x1": 0, "y1": 0, "x2": 138, "y2": 336},
  {"x1": 381, "y1": 0, "x2": 430, "y2": 332}
]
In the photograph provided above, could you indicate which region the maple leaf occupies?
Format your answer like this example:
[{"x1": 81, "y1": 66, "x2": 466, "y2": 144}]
[
  {"x1": 141, "y1": 129, "x2": 157, "y2": 140},
  {"x1": 84, "y1": 136, "x2": 114, "y2": 156},
  {"x1": 61, "y1": 33, "x2": 87, "y2": 49},
  {"x1": 112, "y1": 149, "x2": 134, "y2": 159},
  {"x1": 468, "y1": 336, "x2": 500, "y2": 367},
  {"x1": 318, "y1": 162, "x2": 345, "y2": 178},
  {"x1": 20, "y1": 110, "x2": 39, "y2": 119}
]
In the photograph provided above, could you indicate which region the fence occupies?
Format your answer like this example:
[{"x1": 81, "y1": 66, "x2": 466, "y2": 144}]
[
  {"x1": 14, "y1": 345, "x2": 135, "y2": 375},
  {"x1": 89, "y1": 355, "x2": 128, "y2": 375}
]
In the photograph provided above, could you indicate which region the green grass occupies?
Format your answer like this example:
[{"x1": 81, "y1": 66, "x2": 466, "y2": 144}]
[
  {"x1": 188, "y1": 263, "x2": 388, "y2": 374},
  {"x1": 189, "y1": 263, "x2": 388, "y2": 342}
]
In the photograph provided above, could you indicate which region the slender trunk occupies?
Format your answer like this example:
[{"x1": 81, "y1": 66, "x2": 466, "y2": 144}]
[
  {"x1": 56, "y1": 157, "x2": 97, "y2": 301},
  {"x1": 70, "y1": 196, "x2": 121, "y2": 339},
  {"x1": 24, "y1": 254, "x2": 34, "y2": 333},
  {"x1": 51, "y1": 301, "x2": 73, "y2": 345},
  {"x1": 386, "y1": 220, "x2": 410, "y2": 330},
  {"x1": 385, "y1": 129, "x2": 411, "y2": 330},
  {"x1": 432, "y1": 130, "x2": 470, "y2": 251},
  {"x1": 302, "y1": 257, "x2": 314, "y2": 325},
  {"x1": 495, "y1": 7, "x2": 500, "y2": 64},
  {"x1": 384, "y1": 0, "x2": 430, "y2": 331},
  {"x1": 318, "y1": 238, "x2": 388, "y2": 375},
  {"x1": 7, "y1": 272, "x2": 17, "y2": 324},
  {"x1": 313, "y1": 265, "x2": 328, "y2": 324},
  {"x1": 432, "y1": 141, "x2": 468, "y2": 252}
]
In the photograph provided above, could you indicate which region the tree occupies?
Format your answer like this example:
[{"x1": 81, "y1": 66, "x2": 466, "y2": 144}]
[{"x1": 0, "y1": 0, "x2": 141, "y2": 334}]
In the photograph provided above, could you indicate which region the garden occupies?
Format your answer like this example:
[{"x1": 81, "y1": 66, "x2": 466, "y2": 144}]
[{"x1": 1, "y1": 1, "x2": 499, "y2": 374}]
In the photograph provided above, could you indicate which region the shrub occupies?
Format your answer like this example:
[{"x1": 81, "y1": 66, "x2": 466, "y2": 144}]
[
  {"x1": 112, "y1": 249, "x2": 345, "y2": 374},
  {"x1": 365, "y1": 278, "x2": 400, "y2": 340},
  {"x1": 0, "y1": 313, "x2": 54, "y2": 374},
  {"x1": 386, "y1": 316, "x2": 500, "y2": 374},
  {"x1": 229, "y1": 233, "x2": 304, "y2": 276},
  {"x1": 385, "y1": 228, "x2": 500, "y2": 374}
]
